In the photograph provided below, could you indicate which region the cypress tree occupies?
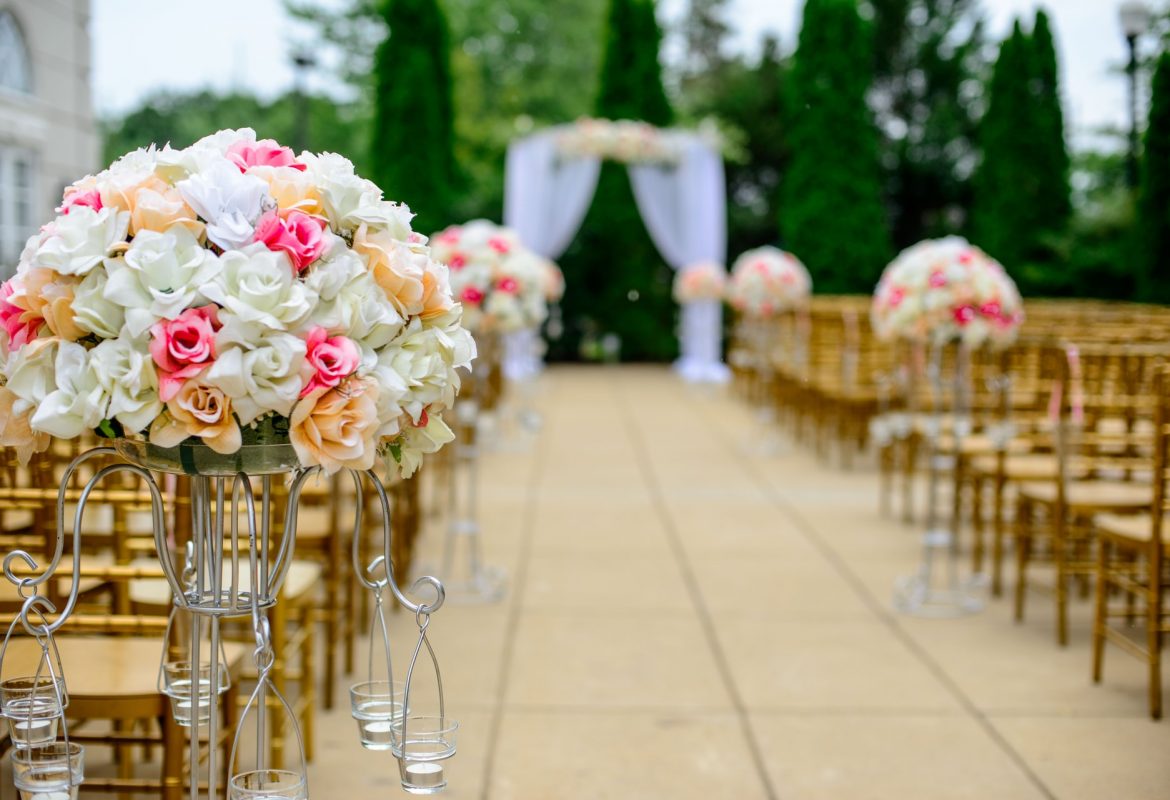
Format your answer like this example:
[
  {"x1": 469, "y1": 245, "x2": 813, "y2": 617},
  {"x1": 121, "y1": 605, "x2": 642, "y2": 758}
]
[
  {"x1": 1137, "y1": 52, "x2": 1170, "y2": 303},
  {"x1": 1027, "y1": 10, "x2": 1071, "y2": 253},
  {"x1": 781, "y1": 0, "x2": 889, "y2": 293},
  {"x1": 371, "y1": 0, "x2": 455, "y2": 233},
  {"x1": 972, "y1": 23, "x2": 1033, "y2": 270},
  {"x1": 556, "y1": 0, "x2": 677, "y2": 361}
]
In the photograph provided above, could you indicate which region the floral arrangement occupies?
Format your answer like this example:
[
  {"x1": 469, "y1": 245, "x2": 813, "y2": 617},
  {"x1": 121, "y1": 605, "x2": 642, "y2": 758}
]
[
  {"x1": 0, "y1": 129, "x2": 475, "y2": 476},
  {"x1": 555, "y1": 118, "x2": 682, "y2": 165},
  {"x1": 673, "y1": 261, "x2": 727, "y2": 303},
  {"x1": 726, "y1": 246, "x2": 811, "y2": 317},
  {"x1": 541, "y1": 259, "x2": 565, "y2": 304},
  {"x1": 870, "y1": 236, "x2": 1024, "y2": 347},
  {"x1": 429, "y1": 220, "x2": 548, "y2": 334}
]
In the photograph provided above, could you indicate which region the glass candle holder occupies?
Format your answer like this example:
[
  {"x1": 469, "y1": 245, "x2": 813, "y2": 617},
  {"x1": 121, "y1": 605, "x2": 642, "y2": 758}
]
[
  {"x1": 391, "y1": 716, "x2": 458, "y2": 795},
  {"x1": 349, "y1": 681, "x2": 407, "y2": 751},
  {"x1": 161, "y1": 661, "x2": 228, "y2": 728},
  {"x1": 12, "y1": 742, "x2": 84, "y2": 799},
  {"x1": 228, "y1": 769, "x2": 307, "y2": 800},
  {"x1": 0, "y1": 676, "x2": 65, "y2": 748}
]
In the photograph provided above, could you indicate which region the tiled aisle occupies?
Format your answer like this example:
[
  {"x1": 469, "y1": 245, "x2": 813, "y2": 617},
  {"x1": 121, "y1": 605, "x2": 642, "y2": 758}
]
[{"x1": 311, "y1": 366, "x2": 1170, "y2": 799}]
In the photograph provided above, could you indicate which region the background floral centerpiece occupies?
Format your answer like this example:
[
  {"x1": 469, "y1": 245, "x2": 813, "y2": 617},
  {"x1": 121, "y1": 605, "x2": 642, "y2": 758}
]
[
  {"x1": 871, "y1": 236, "x2": 1024, "y2": 348},
  {"x1": 0, "y1": 128, "x2": 474, "y2": 477},
  {"x1": 541, "y1": 259, "x2": 565, "y2": 304},
  {"x1": 673, "y1": 261, "x2": 727, "y2": 304},
  {"x1": 726, "y1": 246, "x2": 811, "y2": 317},
  {"x1": 555, "y1": 118, "x2": 682, "y2": 165},
  {"x1": 429, "y1": 220, "x2": 548, "y2": 334}
]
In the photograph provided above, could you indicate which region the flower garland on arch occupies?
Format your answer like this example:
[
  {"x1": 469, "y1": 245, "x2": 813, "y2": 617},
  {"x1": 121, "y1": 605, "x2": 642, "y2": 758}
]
[{"x1": 551, "y1": 117, "x2": 738, "y2": 166}]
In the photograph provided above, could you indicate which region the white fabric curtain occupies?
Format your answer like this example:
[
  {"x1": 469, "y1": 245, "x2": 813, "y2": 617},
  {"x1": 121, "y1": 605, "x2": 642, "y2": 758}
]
[
  {"x1": 503, "y1": 129, "x2": 730, "y2": 382},
  {"x1": 504, "y1": 132, "x2": 601, "y2": 260},
  {"x1": 629, "y1": 138, "x2": 729, "y2": 382}
]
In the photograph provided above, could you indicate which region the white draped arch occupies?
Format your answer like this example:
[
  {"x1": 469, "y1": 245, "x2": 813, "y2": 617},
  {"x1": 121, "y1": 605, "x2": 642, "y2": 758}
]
[{"x1": 503, "y1": 124, "x2": 730, "y2": 382}]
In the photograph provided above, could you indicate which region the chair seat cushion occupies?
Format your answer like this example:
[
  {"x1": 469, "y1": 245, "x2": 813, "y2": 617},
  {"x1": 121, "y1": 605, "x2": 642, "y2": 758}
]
[
  {"x1": 1095, "y1": 513, "x2": 1170, "y2": 550},
  {"x1": 128, "y1": 559, "x2": 322, "y2": 606},
  {"x1": 1018, "y1": 481, "x2": 1151, "y2": 511}
]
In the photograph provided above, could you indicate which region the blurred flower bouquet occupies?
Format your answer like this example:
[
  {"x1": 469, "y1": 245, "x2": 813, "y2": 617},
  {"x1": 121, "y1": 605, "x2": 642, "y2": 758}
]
[
  {"x1": 429, "y1": 221, "x2": 548, "y2": 334},
  {"x1": 727, "y1": 246, "x2": 811, "y2": 317},
  {"x1": 541, "y1": 259, "x2": 565, "y2": 304},
  {"x1": 871, "y1": 236, "x2": 1023, "y2": 348},
  {"x1": 556, "y1": 118, "x2": 682, "y2": 165},
  {"x1": 673, "y1": 261, "x2": 727, "y2": 303},
  {"x1": 0, "y1": 128, "x2": 474, "y2": 476}
]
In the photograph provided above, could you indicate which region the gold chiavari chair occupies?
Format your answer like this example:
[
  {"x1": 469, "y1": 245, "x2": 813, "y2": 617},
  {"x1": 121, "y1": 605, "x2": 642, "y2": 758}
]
[
  {"x1": 1090, "y1": 361, "x2": 1170, "y2": 719},
  {"x1": 1013, "y1": 344, "x2": 1161, "y2": 646}
]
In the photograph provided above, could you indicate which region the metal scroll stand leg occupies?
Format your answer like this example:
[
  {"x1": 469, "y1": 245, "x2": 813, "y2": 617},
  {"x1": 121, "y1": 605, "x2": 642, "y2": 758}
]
[
  {"x1": 428, "y1": 400, "x2": 506, "y2": 604},
  {"x1": 894, "y1": 341, "x2": 987, "y2": 617}
]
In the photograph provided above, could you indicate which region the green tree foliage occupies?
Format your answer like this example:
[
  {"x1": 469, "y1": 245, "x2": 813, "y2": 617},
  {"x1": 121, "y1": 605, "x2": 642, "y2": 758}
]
[
  {"x1": 973, "y1": 14, "x2": 1071, "y2": 292},
  {"x1": 555, "y1": 0, "x2": 675, "y2": 361},
  {"x1": 867, "y1": 0, "x2": 987, "y2": 247},
  {"x1": 1137, "y1": 51, "x2": 1170, "y2": 302},
  {"x1": 101, "y1": 90, "x2": 368, "y2": 172},
  {"x1": 781, "y1": 0, "x2": 890, "y2": 293},
  {"x1": 371, "y1": 0, "x2": 455, "y2": 233}
]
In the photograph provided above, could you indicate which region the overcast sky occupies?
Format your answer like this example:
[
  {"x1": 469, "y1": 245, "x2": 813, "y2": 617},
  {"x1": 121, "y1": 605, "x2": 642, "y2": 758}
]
[{"x1": 92, "y1": 0, "x2": 1152, "y2": 150}]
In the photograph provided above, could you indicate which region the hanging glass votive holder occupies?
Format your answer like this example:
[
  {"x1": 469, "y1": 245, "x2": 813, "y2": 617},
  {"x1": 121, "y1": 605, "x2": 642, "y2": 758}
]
[
  {"x1": 11, "y1": 741, "x2": 84, "y2": 799},
  {"x1": 0, "y1": 676, "x2": 66, "y2": 748},
  {"x1": 228, "y1": 769, "x2": 307, "y2": 800},
  {"x1": 349, "y1": 560, "x2": 408, "y2": 751},
  {"x1": 391, "y1": 609, "x2": 456, "y2": 795}
]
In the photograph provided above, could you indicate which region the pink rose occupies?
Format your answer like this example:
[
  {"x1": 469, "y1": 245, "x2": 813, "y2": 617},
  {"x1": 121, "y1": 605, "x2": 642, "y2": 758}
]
[
  {"x1": 448, "y1": 253, "x2": 466, "y2": 270},
  {"x1": 979, "y1": 301, "x2": 1001, "y2": 319},
  {"x1": 928, "y1": 270, "x2": 947, "y2": 288},
  {"x1": 253, "y1": 210, "x2": 327, "y2": 272},
  {"x1": 56, "y1": 188, "x2": 103, "y2": 215},
  {"x1": 150, "y1": 306, "x2": 220, "y2": 402},
  {"x1": 487, "y1": 236, "x2": 511, "y2": 254},
  {"x1": 0, "y1": 280, "x2": 43, "y2": 349},
  {"x1": 225, "y1": 139, "x2": 306, "y2": 172},
  {"x1": 497, "y1": 276, "x2": 519, "y2": 294},
  {"x1": 887, "y1": 287, "x2": 905, "y2": 308},
  {"x1": 953, "y1": 305, "x2": 976, "y2": 326},
  {"x1": 300, "y1": 326, "x2": 360, "y2": 398},
  {"x1": 461, "y1": 286, "x2": 484, "y2": 306},
  {"x1": 437, "y1": 228, "x2": 461, "y2": 245}
]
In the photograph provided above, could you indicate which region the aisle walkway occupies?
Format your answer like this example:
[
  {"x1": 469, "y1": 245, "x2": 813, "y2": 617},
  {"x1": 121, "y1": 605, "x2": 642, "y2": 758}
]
[{"x1": 312, "y1": 366, "x2": 1170, "y2": 799}]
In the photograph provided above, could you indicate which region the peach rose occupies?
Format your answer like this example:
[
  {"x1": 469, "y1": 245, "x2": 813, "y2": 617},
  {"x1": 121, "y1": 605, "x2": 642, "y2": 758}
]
[
  {"x1": 101, "y1": 174, "x2": 169, "y2": 216},
  {"x1": 39, "y1": 276, "x2": 85, "y2": 342},
  {"x1": 130, "y1": 186, "x2": 205, "y2": 238},
  {"x1": 418, "y1": 262, "x2": 455, "y2": 321},
  {"x1": 0, "y1": 386, "x2": 50, "y2": 464},
  {"x1": 289, "y1": 378, "x2": 379, "y2": 473},
  {"x1": 250, "y1": 165, "x2": 323, "y2": 216},
  {"x1": 149, "y1": 372, "x2": 241, "y2": 454},
  {"x1": 352, "y1": 223, "x2": 424, "y2": 317}
]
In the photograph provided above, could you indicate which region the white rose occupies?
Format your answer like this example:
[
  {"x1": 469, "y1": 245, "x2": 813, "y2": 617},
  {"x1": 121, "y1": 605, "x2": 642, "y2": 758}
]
[
  {"x1": 4, "y1": 338, "x2": 61, "y2": 406},
  {"x1": 177, "y1": 159, "x2": 270, "y2": 251},
  {"x1": 207, "y1": 332, "x2": 306, "y2": 425},
  {"x1": 31, "y1": 342, "x2": 108, "y2": 438},
  {"x1": 378, "y1": 316, "x2": 476, "y2": 423},
  {"x1": 155, "y1": 143, "x2": 225, "y2": 184},
  {"x1": 104, "y1": 227, "x2": 221, "y2": 337},
  {"x1": 89, "y1": 336, "x2": 163, "y2": 434},
  {"x1": 192, "y1": 128, "x2": 257, "y2": 153},
  {"x1": 303, "y1": 245, "x2": 366, "y2": 303},
  {"x1": 299, "y1": 152, "x2": 382, "y2": 230},
  {"x1": 71, "y1": 269, "x2": 125, "y2": 339},
  {"x1": 394, "y1": 412, "x2": 455, "y2": 479},
  {"x1": 34, "y1": 206, "x2": 130, "y2": 276},
  {"x1": 202, "y1": 243, "x2": 316, "y2": 334},
  {"x1": 347, "y1": 199, "x2": 414, "y2": 239}
]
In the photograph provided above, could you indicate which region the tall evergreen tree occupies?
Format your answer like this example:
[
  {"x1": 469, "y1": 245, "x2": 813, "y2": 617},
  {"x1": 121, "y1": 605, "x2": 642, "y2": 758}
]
[
  {"x1": 972, "y1": 22, "x2": 1033, "y2": 271},
  {"x1": 868, "y1": 0, "x2": 987, "y2": 247},
  {"x1": 370, "y1": 0, "x2": 455, "y2": 232},
  {"x1": 973, "y1": 14, "x2": 1070, "y2": 289},
  {"x1": 1137, "y1": 51, "x2": 1170, "y2": 303},
  {"x1": 781, "y1": 0, "x2": 889, "y2": 292},
  {"x1": 556, "y1": 0, "x2": 676, "y2": 361},
  {"x1": 1027, "y1": 10, "x2": 1071, "y2": 248}
]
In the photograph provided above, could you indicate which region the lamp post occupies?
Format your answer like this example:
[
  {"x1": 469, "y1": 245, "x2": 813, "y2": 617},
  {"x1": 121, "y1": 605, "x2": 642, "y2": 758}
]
[
  {"x1": 1119, "y1": 0, "x2": 1152, "y2": 189},
  {"x1": 291, "y1": 48, "x2": 317, "y2": 154}
]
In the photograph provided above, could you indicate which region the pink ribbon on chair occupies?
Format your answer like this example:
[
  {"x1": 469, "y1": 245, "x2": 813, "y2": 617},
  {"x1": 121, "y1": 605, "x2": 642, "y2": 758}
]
[{"x1": 1047, "y1": 346, "x2": 1085, "y2": 425}]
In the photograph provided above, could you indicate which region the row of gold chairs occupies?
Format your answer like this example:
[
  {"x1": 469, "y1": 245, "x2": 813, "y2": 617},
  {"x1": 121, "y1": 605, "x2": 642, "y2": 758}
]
[{"x1": 731, "y1": 298, "x2": 1170, "y2": 719}]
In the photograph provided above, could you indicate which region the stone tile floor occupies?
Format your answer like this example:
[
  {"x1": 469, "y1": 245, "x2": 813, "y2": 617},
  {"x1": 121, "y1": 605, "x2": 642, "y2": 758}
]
[{"x1": 309, "y1": 366, "x2": 1170, "y2": 799}]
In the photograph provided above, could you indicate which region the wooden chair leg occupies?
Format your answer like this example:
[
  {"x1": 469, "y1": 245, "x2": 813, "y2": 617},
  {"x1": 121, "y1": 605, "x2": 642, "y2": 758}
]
[
  {"x1": 992, "y1": 476, "x2": 1007, "y2": 597},
  {"x1": 902, "y1": 435, "x2": 918, "y2": 525},
  {"x1": 1148, "y1": 556, "x2": 1163, "y2": 720},
  {"x1": 1092, "y1": 539, "x2": 1108, "y2": 684},
  {"x1": 1055, "y1": 510, "x2": 1070, "y2": 647},
  {"x1": 1014, "y1": 498, "x2": 1032, "y2": 623},
  {"x1": 162, "y1": 710, "x2": 183, "y2": 800},
  {"x1": 972, "y1": 475, "x2": 985, "y2": 574},
  {"x1": 302, "y1": 606, "x2": 316, "y2": 761}
]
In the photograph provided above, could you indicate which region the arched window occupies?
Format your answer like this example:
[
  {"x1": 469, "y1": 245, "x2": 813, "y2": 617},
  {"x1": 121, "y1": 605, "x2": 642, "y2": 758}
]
[{"x1": 0, "y1": 10, "x2": 32, "y2": 94}]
